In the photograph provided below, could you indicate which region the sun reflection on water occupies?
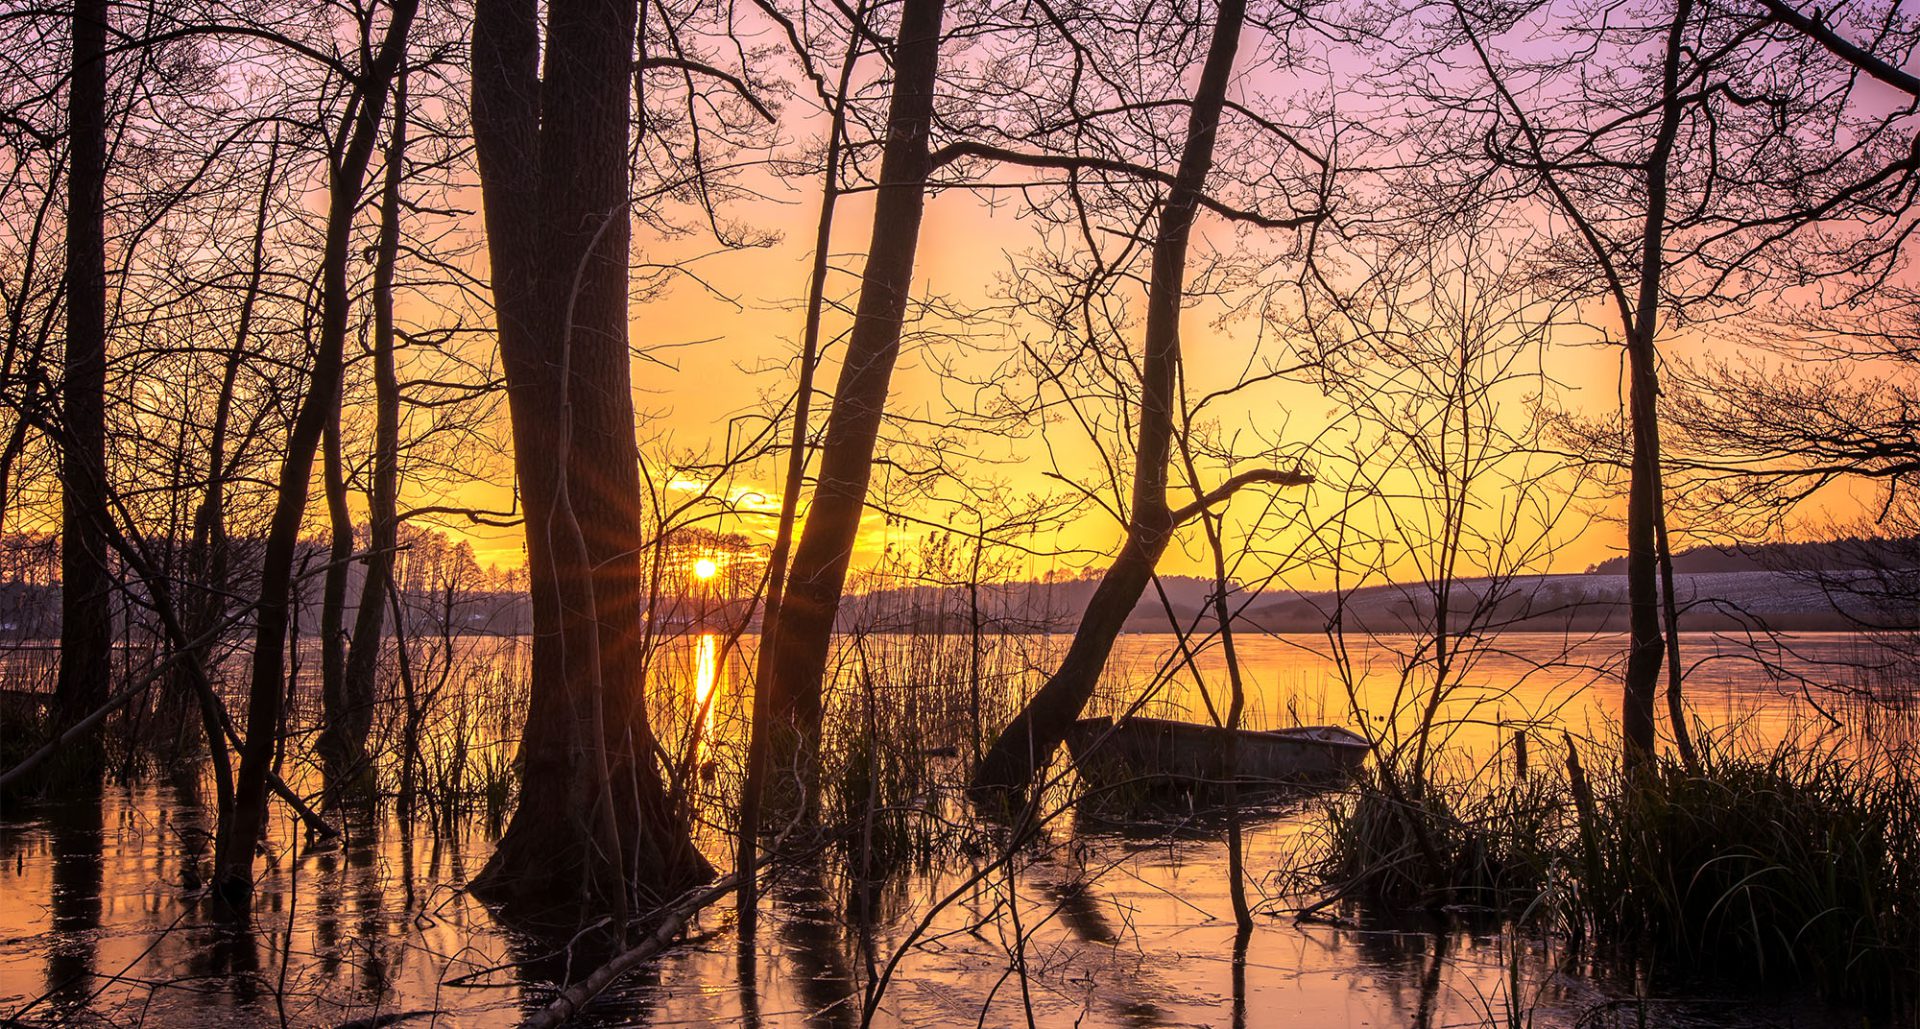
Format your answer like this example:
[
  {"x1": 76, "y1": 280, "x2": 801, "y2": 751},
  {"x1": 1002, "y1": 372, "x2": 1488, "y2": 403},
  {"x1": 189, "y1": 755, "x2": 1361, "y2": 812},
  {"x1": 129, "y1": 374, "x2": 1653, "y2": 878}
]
[{"x1": 693, "y1": 632, "x2": 718, "y2": 708}]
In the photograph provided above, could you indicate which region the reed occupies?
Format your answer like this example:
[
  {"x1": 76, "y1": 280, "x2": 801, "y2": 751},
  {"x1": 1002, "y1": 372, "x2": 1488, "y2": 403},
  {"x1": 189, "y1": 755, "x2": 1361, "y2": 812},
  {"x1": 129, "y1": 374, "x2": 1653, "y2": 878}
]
[
  {"x1": 1314, "y1": 757, "x2": 1570, "y2": 912},
  {"x1": 1577, "y1": 732, "x2": 1919, "y2": 1008},
  {"x1": 1314, "y1": 724, "x2": 1920, "y2": 1010}
]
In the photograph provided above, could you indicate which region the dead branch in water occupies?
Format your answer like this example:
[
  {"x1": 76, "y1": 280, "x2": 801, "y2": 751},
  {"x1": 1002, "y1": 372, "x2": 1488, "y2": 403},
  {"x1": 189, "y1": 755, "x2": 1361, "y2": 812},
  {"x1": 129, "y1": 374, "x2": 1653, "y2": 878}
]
[{"x1": 519, "y1": 872, "x2": 741, "y2": 1028}]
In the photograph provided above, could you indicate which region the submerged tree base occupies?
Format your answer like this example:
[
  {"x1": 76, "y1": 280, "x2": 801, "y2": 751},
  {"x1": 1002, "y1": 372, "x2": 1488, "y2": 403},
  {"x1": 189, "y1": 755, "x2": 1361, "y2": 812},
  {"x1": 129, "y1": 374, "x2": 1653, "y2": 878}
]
[{"x1": 469, "y1": 794, "x2": 714, "y2": 934}]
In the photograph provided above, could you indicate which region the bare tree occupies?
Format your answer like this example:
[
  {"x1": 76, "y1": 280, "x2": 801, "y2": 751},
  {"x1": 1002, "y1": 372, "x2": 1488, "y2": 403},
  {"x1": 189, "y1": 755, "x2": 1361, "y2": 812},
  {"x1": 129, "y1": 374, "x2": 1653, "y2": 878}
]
[
  {"x1": 342, "y1": 66, "x2": 410, "y2": 789},
  {"x1": 737, "y1": 0, "x2": 876, "y2": 936},
  {"x1": 1427, "y1": 0, "x2": 1920, "y2": 764},
  {"x1": 53, "y1": 0, "x2": 111, "y2": 782},
  {"x1": 216, "y1": 0, "x2": 419, "y2": 908},
  {"x1": 757, "y1": 0, "x2": 949, "y2": 798},
  {"x1": 973, "y1": 0, "x2": 1315, "y2": 796},
  {"x1": 466, "y1": 0, "x2": 715, "y2": 924},
  {"x1": 317, "y1": 66, "x2": 411, "y2": 797}
]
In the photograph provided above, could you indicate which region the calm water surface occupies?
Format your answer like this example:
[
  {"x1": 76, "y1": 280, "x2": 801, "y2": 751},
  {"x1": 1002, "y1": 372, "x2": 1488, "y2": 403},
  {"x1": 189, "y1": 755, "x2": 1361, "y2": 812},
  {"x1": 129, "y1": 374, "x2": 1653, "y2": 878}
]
[{"x1": 2, "y1": 631, "x2": 1908, "y2": 1027}]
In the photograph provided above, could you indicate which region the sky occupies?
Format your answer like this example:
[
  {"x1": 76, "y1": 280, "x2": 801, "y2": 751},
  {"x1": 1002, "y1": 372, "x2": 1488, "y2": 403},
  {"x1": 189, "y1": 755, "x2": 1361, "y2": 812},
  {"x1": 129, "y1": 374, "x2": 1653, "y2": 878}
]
[
  {"x1": 417, "y1": 174, "x2": 1706, "y2": 587},
  {"x1": 361, "y1": 3, "x2": 1910, "y2": 589}
]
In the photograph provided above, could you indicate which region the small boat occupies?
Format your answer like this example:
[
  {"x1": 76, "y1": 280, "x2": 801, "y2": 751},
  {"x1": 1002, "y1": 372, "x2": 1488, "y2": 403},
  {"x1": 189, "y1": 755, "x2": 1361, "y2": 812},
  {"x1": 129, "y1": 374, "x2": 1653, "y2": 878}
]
[{"x1": 1064, "y1": 715, "x2": 1369, "y2": 796}]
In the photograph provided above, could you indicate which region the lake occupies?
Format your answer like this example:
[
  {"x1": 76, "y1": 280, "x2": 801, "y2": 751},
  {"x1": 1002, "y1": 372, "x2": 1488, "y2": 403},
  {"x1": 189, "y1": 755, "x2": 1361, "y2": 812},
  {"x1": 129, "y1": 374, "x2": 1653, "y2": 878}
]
[{"x1": 2, "y1": 630, "x2": 1911, "y2": 1027}]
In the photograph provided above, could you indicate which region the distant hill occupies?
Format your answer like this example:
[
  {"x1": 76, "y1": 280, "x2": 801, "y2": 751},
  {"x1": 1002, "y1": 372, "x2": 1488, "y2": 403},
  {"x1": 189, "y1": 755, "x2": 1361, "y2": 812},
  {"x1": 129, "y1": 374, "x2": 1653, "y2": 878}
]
[
  {"x1": 1585, "y1": 537, "x2": 1920, "y2": 576},
  {"x1": 831, "y1": 574, "x2": 1237, "y2": 634},
  {"x1": 11, "y1": 532, "x2": 1914, "y2": 641},
  {"x1": 1234, "y1": 570, "x2": 1917, "y2": 634},
  {"x1": 833, "y1": 565, "x2": 1919, "y2": 636}
]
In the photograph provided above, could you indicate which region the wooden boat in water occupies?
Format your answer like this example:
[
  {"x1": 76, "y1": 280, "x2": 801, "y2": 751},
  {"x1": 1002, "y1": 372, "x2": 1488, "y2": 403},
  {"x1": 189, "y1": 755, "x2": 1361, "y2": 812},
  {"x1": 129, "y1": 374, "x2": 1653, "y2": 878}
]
[{"x1": 1064, "y1": 715, "x2": 1369, "y2": 795}]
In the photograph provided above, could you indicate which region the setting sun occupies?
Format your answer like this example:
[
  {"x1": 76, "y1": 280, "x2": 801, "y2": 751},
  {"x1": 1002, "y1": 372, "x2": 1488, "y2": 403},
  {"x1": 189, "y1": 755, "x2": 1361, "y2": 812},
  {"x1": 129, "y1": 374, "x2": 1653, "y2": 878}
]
[{"x1": 692, "y1": 557, "x2": 718, "y2": 581}]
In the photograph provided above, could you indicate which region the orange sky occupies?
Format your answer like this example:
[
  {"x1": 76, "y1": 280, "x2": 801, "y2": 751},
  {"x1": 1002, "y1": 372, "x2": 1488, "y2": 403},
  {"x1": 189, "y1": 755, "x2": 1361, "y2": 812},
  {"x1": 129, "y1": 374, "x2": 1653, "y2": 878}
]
[
  {"x1": 404, "y1": 179, "x2": 1808, "y2": 590},
  {"x1": 384, "y1": 38, "x2": 1890, "y2": 592}
]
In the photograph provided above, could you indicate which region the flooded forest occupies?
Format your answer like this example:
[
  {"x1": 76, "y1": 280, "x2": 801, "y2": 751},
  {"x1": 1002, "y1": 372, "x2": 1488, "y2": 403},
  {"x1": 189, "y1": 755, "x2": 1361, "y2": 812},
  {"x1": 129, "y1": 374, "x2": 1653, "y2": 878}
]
[{"x1": 2, "y1": 0, "x2": 1919, "y2": 1025}]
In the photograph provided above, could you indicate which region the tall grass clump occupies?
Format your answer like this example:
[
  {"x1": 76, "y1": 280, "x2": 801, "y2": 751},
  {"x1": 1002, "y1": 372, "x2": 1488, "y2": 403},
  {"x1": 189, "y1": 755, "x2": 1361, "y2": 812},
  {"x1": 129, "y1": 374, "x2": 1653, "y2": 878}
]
[
  {"x1": 814, "y1": 632, "x2": 980, "y2": 877},
  {"x1": 791, "y1": 620, "x2": 1043, "y2": 888},
  {"x1": 1314, "y1": 727, "x2": 1920, "y2": 1012},
  {"x1": 1577, "y1": 734, "x2": 1919, "y2": 1009},
  {"x1": 828, "y1": 718, "x2": 938, "y2": 878},
  {"x1": 1315, "y1": 757, "x2": 1571, "y2": 912}
]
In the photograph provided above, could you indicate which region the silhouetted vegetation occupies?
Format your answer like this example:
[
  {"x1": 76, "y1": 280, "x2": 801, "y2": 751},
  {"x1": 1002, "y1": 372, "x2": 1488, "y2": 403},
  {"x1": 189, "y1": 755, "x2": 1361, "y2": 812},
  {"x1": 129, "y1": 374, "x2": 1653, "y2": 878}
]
[{"x1": 4, "y1": 0, "x2": 1920, "y2": 1023}]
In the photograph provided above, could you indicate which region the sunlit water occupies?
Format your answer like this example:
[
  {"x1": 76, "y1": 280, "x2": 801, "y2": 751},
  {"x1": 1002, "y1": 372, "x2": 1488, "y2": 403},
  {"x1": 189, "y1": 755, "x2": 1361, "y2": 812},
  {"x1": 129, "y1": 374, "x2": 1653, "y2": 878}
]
[{"x1": 3, "y1": 631, "x2": 1910, "y2": 1027}]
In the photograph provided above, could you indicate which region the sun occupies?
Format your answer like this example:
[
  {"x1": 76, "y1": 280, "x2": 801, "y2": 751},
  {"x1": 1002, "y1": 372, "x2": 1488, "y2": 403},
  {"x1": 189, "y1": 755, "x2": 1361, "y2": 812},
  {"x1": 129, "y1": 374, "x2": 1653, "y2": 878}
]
[{"x1": 692, "y1": 557, "x2": 719, "y2": 581}]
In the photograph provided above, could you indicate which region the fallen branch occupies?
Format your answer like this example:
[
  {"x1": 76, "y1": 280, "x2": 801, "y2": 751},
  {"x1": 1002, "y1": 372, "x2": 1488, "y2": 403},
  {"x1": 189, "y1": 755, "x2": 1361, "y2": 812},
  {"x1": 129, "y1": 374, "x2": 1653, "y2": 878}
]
[
  {"x1": 520, "y1": 873, "x2": 741, "y2": 1028},
  {"x1": 334, "y1": 1011, "x2": 443, "y2": 1029},
  {"x1": 2, "y1": 658, "x2": 191, "y2": 789}
]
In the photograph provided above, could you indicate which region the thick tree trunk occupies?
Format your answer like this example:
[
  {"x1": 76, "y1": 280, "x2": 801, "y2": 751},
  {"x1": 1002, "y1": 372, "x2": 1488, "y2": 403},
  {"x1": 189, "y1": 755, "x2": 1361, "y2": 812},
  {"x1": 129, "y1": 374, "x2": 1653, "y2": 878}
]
[
  {"x1": 758, "y1": 0, "x2": 947, "y2": 790},
  {"x1": 543, "y1": 0, "x2": 694, "y2": 902},
  {"x1": 972, "y1": 0, "x2": 1248, "y2": 797},
  {"x1": 56, "y1": 0, "x2": 112, "y2": 781},
  {"x1": 466, "y1": 0, "x2": 578, "y2": 914},
  {"x1": 467, "y1": 0, "x2": 707, "y2": 924},
  {"x1": 214, "y1": 0, "x2": 417, "y2": 908}
]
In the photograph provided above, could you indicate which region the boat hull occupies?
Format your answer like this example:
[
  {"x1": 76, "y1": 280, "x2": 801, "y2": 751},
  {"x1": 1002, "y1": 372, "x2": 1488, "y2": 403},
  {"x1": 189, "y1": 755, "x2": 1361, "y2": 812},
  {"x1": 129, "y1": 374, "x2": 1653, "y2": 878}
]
[{"x1": 1064, "y1": 716, "x2": 1368, "y2": 796}]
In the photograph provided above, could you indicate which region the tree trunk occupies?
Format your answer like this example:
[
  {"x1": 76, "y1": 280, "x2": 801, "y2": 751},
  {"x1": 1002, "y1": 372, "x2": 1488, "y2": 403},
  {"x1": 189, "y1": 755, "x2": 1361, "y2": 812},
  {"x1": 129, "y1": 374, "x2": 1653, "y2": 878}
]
[
  {"x1": 318, "y1": 392, "x2": 357, "y2": 785},
  {"x1": 758, "y1": 0, "x2": 947, "y2": 791},
  {"x1": 546, "y1": 0, "x2": 695, "y2": 904},
  {"x1": 56, "y1": 0, "x2": 112, "y2": 782},
  {"x1": 1207, "y1": 529, "x2": 1253, "y2": 933},
  {"x1": 325, "y1": 69, "x2": 411, "y2": 798},
  {"x1": 972, "y1": 0, "x2": 1248, "y2": 797},
  {"x1": 168, "y1": 135, "x2": 279, "y2": 791},
  {"x1": 1183, "y1": 443, "x2": 1254, "y2": 932},
  {"x1": 467, "y1": 0, "x2": 708, "y2": 924},
  {"x1": 1621, "y1": 0, "x2": 1693, "y2": 768},
  {"x1": 737, "y1": 10, "x2": 867, "y2": 938},
  {"x1": 1656, "y1": 484, "x2": 1700, "y2": 771},
  {"x1": 214, "y1": 0, "x2": 418, "y2": 908},
  {"x1": 1622, "y1": 327, "x2": 1663, "y2": 764}
]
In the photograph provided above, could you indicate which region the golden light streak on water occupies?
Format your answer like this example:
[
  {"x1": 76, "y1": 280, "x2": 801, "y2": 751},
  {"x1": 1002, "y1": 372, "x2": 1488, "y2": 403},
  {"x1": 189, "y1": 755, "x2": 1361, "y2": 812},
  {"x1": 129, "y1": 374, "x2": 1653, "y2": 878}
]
[{"x1": 693, "y1": 632, "x2": 718, "y2": 709}]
